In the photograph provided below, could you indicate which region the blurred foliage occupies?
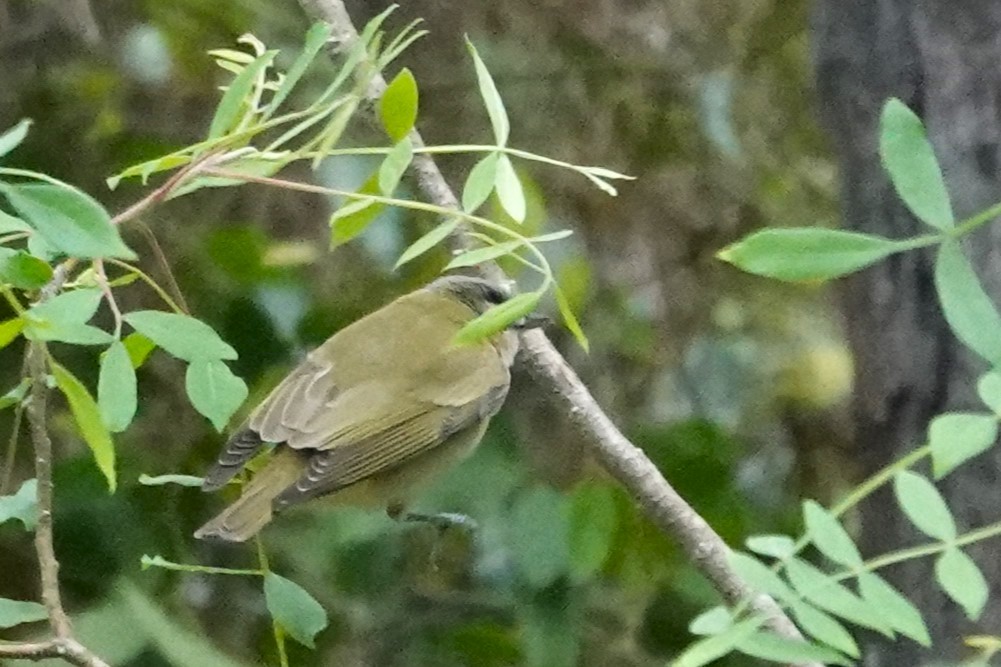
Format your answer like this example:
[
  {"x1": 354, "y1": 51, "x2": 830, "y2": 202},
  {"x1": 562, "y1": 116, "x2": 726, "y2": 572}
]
[{"x1": 0, "y1": 0, "x2": 855, "y2": 665}]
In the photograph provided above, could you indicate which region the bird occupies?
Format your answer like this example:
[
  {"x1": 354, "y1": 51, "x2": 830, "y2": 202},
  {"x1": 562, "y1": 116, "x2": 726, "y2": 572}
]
[{"x1": 194, "y1": 275, "x2": 532, "y2": 542}]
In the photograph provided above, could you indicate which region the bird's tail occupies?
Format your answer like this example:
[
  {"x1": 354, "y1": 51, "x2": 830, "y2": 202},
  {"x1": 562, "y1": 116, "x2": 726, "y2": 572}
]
[{"x1": 194, "y1": 448, "x2": 305, "y2": 542}]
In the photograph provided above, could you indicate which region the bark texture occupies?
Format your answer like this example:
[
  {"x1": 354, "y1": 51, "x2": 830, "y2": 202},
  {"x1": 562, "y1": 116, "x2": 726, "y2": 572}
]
[{"x1": 813, "y1": 1, "x2": 1001, "y2": 663}]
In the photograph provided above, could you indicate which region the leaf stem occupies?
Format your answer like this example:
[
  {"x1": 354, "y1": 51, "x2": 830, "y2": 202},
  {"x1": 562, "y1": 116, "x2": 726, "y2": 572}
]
[{"x1": 104, "y1": 259, "x2": 186, "y2": 315}]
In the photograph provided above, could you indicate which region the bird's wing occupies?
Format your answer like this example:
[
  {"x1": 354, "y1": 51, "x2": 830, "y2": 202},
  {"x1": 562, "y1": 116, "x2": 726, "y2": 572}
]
[{"x1": 272, "y1": 343, "x2": 511, "y2": 508}]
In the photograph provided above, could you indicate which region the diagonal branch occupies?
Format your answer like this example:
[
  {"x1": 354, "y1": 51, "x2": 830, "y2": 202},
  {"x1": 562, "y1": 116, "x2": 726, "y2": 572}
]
[{"x1": 296, "y1": 0, "x2": 813, "y2": 654}]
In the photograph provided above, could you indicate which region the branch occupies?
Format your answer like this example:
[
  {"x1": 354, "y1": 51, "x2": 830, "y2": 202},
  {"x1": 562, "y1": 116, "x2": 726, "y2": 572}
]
[{"x1": 296, "y1": 0, "x2": 813, "y2": 653}]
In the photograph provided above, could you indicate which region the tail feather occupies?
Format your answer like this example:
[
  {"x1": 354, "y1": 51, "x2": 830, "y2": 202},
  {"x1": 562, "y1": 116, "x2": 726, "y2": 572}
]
[
  {"x1": 201, "y1": 429, "x2": 265, "y2": 492},
  {"x1": 195, "y1": 448, "x2": 305, "y2": 542}
]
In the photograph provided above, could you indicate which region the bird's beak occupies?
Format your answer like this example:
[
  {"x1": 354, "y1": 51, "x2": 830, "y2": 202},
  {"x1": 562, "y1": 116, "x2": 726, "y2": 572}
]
[{"x1": 513, "y1": 313, "x2": 551, "y2": 330}]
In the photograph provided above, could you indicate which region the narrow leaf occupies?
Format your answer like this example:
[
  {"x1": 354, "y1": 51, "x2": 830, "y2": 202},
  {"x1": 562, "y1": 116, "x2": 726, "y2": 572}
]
[
  {"x1": 393, "y1": 219, "x2": 458, "y2": 269},
  {"x1": 465, "y1": 39, "x2": 510, "y2": 145},
  {"x1": 784, "y1": 557, "x2": 892, "y2": 635},
  {"x1": 935, "y1": 547, "x2": 988, "y2": 620},
  {"x1": 1, "y1": 183, "x2": 135, "y2": 259},
  {"x1": 445, "y1": 240, "x2": 523, "y2": 270},
  {"x1": 378, "y1": 67, "x2": 419, "y2": 142},
  {"x1": 266, "y1": 23, "x2": 331, "y2": 116},
  {"x1": 0, "y1": 317, "x2": 24, "y2": 351},
  {"x1": 803, "y1": 499, "x2": 863, "y2": 566},
  {"x1": 495, "y1": 154, "x2": 526, "y2": 223},
  {"x1": 718, "y1": 228, "x2": 906, "y2": 282},
  {"x1": 462, "y1": 152, "x2": 500, "y2": 213},
  {"x1": 935, "y1": 240, "x2": 1001, "y2": 365},
  {"x1": 0, "y1": 597, "x2": 47, "y2": 628},
  {"x1": 727, "y1": 551, "x2": 795, "y2": 601},
  {"x1": 0, "y1": 478, "x2": 38, "y2": 530},
  {"x1": 329, "y1": 199, "x2": 380, "y2": 248},
  {"x1": 745, "y1": 534, "x2": 796, "y2": 559},
  {"x1": 0, "y1": 378, "x2": 30, "y2": 411},
  {"x1": 452, "y1": 291, "x2": 540, "y2": 346},
  {"x1": 377, "y1": 137, "x2": 413, "y2": 195},
  {"x1": 124, "y1": 311, "x2": 237, "y2": 362},
  {"x1": 99, "y1": 341, "x2": 138, "y2": 433},
  {"x1": 893, "y1": 470, "x2": 956, "y2": 540},
  {"x1": 858, "y1": 572, "x2": 931, "y2": 646},
  {"x1": 52, "y1": 362, "x2": 116, "y2": 492},
  {"x1": 185, "y1": 359, "x2": 248, "y2": 432},
  {"x1": 263, "y1": 572, "x2": 328, "y2": 648},
  {"x1": 208, "y1": 51, "x2": 277, "y2": 139},
  {"x1": 673, "y1": 617, "x2": 765, "y2": 667},
  {"x1": 736, "y1": 631, "x2": 851, "y2": 666},
  {"x1": 0, "y1": 119, "x2": 32, "y2": 159},
  {"x1": 879, "y1": 98, "x2": 954, "y2": 230},
  {"x1": 554, "y1": 282, "x2": 589, "y2": 352},
  {"x1": 790, "y1": 600, "x2": 859, "y2": 658},
  {"x1": 929, "y1": 412, "x2": 998, "y2": 478}
]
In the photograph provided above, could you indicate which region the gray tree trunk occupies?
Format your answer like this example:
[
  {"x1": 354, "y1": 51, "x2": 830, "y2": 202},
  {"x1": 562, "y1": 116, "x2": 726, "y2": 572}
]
[{"x1": 813, "y1": 1, "x2": 1001, "y2": 664}]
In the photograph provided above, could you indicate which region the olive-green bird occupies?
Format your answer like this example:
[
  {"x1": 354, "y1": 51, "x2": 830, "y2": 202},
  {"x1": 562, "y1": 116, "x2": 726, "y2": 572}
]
[{"x1": 194, "y1": 275, "x2": 530, "y2": 542}]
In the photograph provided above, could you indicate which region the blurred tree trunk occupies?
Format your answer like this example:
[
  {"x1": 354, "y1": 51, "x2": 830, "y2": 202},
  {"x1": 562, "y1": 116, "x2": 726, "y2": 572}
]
[{"x1": 813, "y1": 1, "x2": 1001, "y2": 664}]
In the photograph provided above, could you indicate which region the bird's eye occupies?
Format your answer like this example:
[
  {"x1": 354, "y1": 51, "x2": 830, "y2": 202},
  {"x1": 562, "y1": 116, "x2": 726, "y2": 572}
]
[{"x1": 484, "y1": 286, "x2": 509, "y2": 304}]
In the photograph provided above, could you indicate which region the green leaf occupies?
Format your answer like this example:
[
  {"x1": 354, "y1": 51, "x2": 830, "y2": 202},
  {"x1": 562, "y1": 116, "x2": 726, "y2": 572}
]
[
  {"x1": 263, "y1": 572, "x2": 328, "y2": 648},
  {"x1": 494, "y1": 155, "x2": 526, "y2": 223},
  {"x1": 784, "y1": 557, "x2": 892, "y2": 635},
  {"x1": 802, "y1": 499, "x2": 862, "y2": 566},
  {"x1": 311, "y1": 96, "x2": 360, "y2": 170},
  {"x1": 727, "y1": 551, "x2": 795, "y2": 601},
  {"x1": 0, "y1": 478, "x2": 37, "y2": 530},
  {"x1": 393, "y1": 218, "x2": 458, "y2": 269},
  {"x1": 508, "y1": 486, "x2": 569, "y2": 588},
  {"x1": 124, "y1": 311, "x2": 237, "y2": 362},
  {"x1": 554, "y1": 282, "x2": 589, "y2": 353},
  {"x1": 107, "y1": 153, "x2": 191, "y2": 190},
  {"x1": 466, "y1": 39, "x2": 510, "y2": 145},
  {"x1": 453, "y1": 291, "x2": 541, "y2": 346},
  {"x1": 689, "y1": 606, "x2": 732, "y2": 636},
  {"x1": 935, "y1": 240, "x2": 1001, "y2": 365},
  {"x1": 138, "y1": 473, "x2": 205, "y2": 488},
  {"x1": 789, "y1": 600, "x2": 859, "y2": 658},
  {"x1": 673, "y1": 617, "x2": 765, "y2": 667},
  {"x1": 736, "y1": 631, "x2": 851, "y2": 666},
  {"x1": 0, "y1": 247, "x2": 53, "y2": 289},
  {"x1": 0, "y1": 378, "x2": 30, "y2": 411},
  {"x1": 25, "y1": 288, "x2": 113, "y2": 346},
  {"x1": 745, "y1": 534, "x2": 796, "y2": 559},
  {"x1": 99, "y1": 341, "x2": 138, "y2": 433},
  {"x1": 378, "y1": 137, "x2": 413, "y2": 195},
  {"x1": 0, "y1": 119, "x2": 32, "y2": 159},
  {"x1": 0, "y1": 183, "x2": 135, "y2": 259},
  {"x1": 208, "y1": 50, "x2": 277, "y2": 139},
  {"x1": 857, "y1": 572, "x2": 930, "y2": 646},
  {"x1": 329, "y1": 199, "x2": 381, "y2": 248},
  {"x1": 462, "y1": 152, "x2": 499, "y2": 212},
  {"x1": 929, "y1": 412, "x2": 998, "y2": 478},
  {"x1": 0, "y1": 597, "x2": 47, "y2": 628},
  {"x1": 935, "y1": 547, "x2": 988, "y2": 620},
  {"x1": 567, "y1": 482, "x2": 617, "y2": 581},
  {"x1": 266, "y1": 23, "x2": 332, "y2": 116},
  {"x1": 52, "y1": 362, "x2": 116, "y2": 492},
  {"x1": 379, "y1": 67, "x2": 419, "y2": 142},
  {"x1": 977, "y1": 371, "x2": 1001, "y2": 414},
  {"x1": 879, "y1": 98, "x2": 954, "y2": 230},
  {"x1": 185, "y1": 359, "x2": 247, "y2": 431},
  {"x1": 444, "y1": 240, "x2": 523, "y2": 270},
  {"x1": 123, "y1": 332, "x2": 156, "y2": 368},
  {"x1": 0, "y1": 317, "x2": 24, "y2": 351},
  {"x1": 893, "y1": 470, "x2": 956, "y2": 540},
  {"x1": 717, "y1": 228, "x2": 906, "y2": 282},
  {"x1": 0, "y1": 209, "x2": 31, "y2": 234}
]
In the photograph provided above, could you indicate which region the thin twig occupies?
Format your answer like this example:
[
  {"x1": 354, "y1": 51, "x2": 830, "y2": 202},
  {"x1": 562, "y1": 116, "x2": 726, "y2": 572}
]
[
  {"x1": 0, "y1": 351, "x2": 30, "y2": 495},
  {"x1": 295, "y1": 0, "x2": 814, "y2": 656},
  {"x1": 93, "y1": 260, "x2": 123, "y2": 339}
]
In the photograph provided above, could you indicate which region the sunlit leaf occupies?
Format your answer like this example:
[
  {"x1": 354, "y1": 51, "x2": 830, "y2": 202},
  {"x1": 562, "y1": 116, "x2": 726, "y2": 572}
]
[
  {"x1": 929, "y1": 412, "x2": 998, "y2": 479},
  {"x1": 465, "y1": 39, "x2": 509, "y2": 145},
  {"x1": 124, "y1": 311, "x2": 237, "y2": 362},
  {"x1": 717, "y1": 228, "x2": 906, "y2": 282},
  {"x1": 893, "y1": 470, "x2": 956, "y2": 541},
  {"x1": 185, "y1": 359, "x2": 248, "y2": 432},
  {"x1": 453, "y1": 291, "x2": 541, "y2": 346},
  {"x1": 494, "y1": 155, "x2": 526, "y2": 223},
  {"x1": 802, "y1": 500, "x2": 862, "y2": 566},
  {"x1": 935, "y1": 240, "x2": 1001, "y2": 366},
  {"x1": 0, "y1": 247, "x2": 53, "y2": 289},
  {"x1": 0, "y1": 119, "x2": 32, "y2": 159},
  {"x1": 123, "y1": 332, "x2": 156, "y2": 368},
  {"x1": 99, "y1": 341, "x2": 138, "y2": 433},
  {"x1": 52, "y1": 362, "x2": 116, "y2": 492},
  {"x1": 263, "y1": 572, "x2": 328, "y2": 648},
  {"x1": 0, "y1": 597, "x2": 46, "y2": 628},
  {"x1": 1, "y1": 183, "x2": 135, "y2": 259},
  {"x1": 0, "y1": 478, "x2": 37, "y2": 530},
  {"x1": 935, "y1": 547, "x2": 988, "y2": 620},
  {"x1": 379, "y1": 67, "x2": 419, "y2": 142},
  {"x1": 208, "y1": 50, "x2": 277, "y2": 139},
  {"x1": 0, "y1": 317, "x2": 24, "y2": 351},
  {"x1": 879, "y1": 98, "x2": 954, "y2": 230},
  {"x1": 393, "y1": 218, "x2": 458, "y2": 269}
]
